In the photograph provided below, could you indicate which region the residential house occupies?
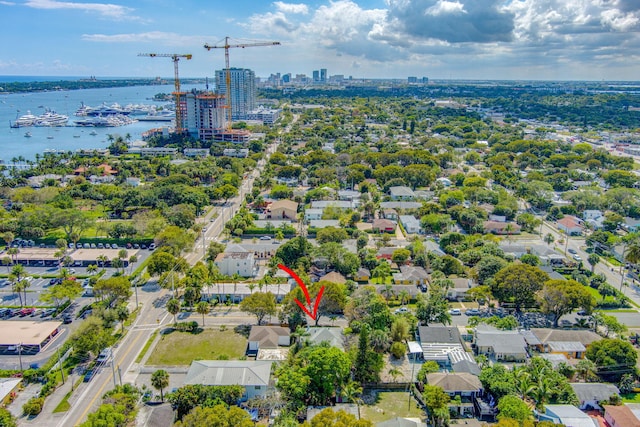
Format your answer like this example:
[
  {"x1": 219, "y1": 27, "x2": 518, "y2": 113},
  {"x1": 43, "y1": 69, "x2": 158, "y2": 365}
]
[
  {"x1": 247, "y1": 326, "x2": 290, "y2": 356},
  {"x1": 308, "y1": 327, "x2": 345, "y2": 350},
  {"x1": 305, "y1": 208, "x2": 324, "y2": 221},
  {"x1": 318, "y1": 271, "x2": 347, "y2": 284},
  {"x1": 557, "y1": 215, "x2": 584, "y2": 235},
  {"x1": 338, "y1": 190, "x2": 361, "y2": 201},
  {"x1": 125, "y1": 177, "x2": 141, "y2": 187},
  {"x1": 475, "y1": 325, "x2": 528, "y2": 362},
  {"x1": 547, "y1": 341, "x2": 586, "y2": 359},
  {"x1": 571, "y1": 383, "x2": 620, "y2": 411},
  {"x1": 373, "y1": 218, "x2": 397, "y2": 233},
  {"x1": 400, "y1": 215, "x2": 422, "y2": 234},
  {"x1": 376, "y1": 247, "x2": 398, "y2": 260},
  {"x1": 436, "y1": 177, "x2": 452, "y2": 187},
  {"x1": 207, "y1": 283, "x2": 289, "y2": 304},
  {"x1": 354, "y1": 268, "x2": 371, "y2": 283},
  {"x1": 382, "y1": 209, "x2": 398, "y2": 220},
  {"x1": 426, "y1": 372, "x2": 483, "y2": 417},
  {"x1": 417, "y1": 326, "x2": 475, "y2": 367},
  {"x1": 184, "y1": 360, "x2": 273, "y2": 400},
  {"x1": 583, "y1": 210, "x2": 605, "y2": 230},
  {"x1": 537, "y1": 404, "x2": 599, "y2": 427},
  {"x1": 373, "y1": 285, "x2": 421, "y2": 301},
  {"x1": 604, "y1": 405, "x2": 640, "y2": 427},
  {"x1": 446, "y1": 278, "x2": 476, "y2": 301},
  {"x1": 214, "y1": 252, "x2": 256, "y2": 277},
  {"x1": 379, "y1": 201, "x2": 422, "y2": 210},
  {"x1": 311, "y1": 200, "x2": 355, "y2": 210},
  {"x1": 183, "y1": 148, "x2": 209, "y2": 157},
  {"x1": 623, "y1": 217, "x2": 640, "y2": 232},
  {"x1": 530, "y1": 329, "x2": 601, "y2": 353},
  {"x1": 389, "y1": 186, "x2": 416, "y2": 200},
  {"x1": 377, "y1": 418, "x2": 426, "y2": 427},
  {"x1": 483, "y1": 221, "x2": 522, "y2": 235},
  {"x1": 267, "y1": 200, "x2": 298, "y2": 220},
  {"x1": 425, "y1": 240, "x2": 446, "y2": 257},
  {"x1": 393, "y1": 266, "x2": 429, "y2": 287}
]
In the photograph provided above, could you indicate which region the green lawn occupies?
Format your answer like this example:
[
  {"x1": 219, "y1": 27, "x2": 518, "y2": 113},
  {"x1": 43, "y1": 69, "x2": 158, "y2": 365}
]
[
  {"x1": 622, "y1": 393, "x2": 640, "y2": 403},
  {"x1": 361, "y1": 391, "x2": 424, "y2": 424},
  {"x1": 146, "y1": 329, "x2": 248, "y2": 366}
]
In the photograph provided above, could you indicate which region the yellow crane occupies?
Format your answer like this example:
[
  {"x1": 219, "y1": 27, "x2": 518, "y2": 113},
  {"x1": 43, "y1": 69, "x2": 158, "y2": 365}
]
[
  {"x1": 138, "y1": 53, "x2": 192, "y2": 134},
  {"x1": 204, "y1": 37, "x2": 280, "y2": 130}
]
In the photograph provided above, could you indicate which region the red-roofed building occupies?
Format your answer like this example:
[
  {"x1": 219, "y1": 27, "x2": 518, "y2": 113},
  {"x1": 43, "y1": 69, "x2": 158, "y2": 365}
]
[
  {"x1": 604, "y1": 404, "x2": 640, "y2": 427},
  {"x1": 557, "y1": 215, "x2": 584, "y2": 236}
]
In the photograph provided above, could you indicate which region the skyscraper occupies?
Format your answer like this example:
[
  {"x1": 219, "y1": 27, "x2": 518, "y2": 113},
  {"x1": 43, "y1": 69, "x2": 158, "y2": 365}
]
[
  {"x1": 215, "y1": 67, "x2": 256, "y2": 120},
  {"x1": 320, "y1": 68, "x2": 327, "y2": 83}
]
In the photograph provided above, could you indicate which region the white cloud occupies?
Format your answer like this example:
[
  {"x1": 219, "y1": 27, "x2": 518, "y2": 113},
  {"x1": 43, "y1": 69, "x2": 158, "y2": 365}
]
[
  {"x1": 82, "y1": 31, "x2": 207, "y2": 46},
  {"x1": 273, "y1": 1, "x2": 308, "y2": 14},
  {"x1": 24, "y1": 0, "x2": 136, "y2": 20},
  {"x1": 247, "y1": 12, "x2": 299, "y2": 35},
  {"x1": 0, "y1": 1, "x2": 16, "y2": 5},
  {"x1": 424, "y1": 0, "x2": 466, "y2": 16}
]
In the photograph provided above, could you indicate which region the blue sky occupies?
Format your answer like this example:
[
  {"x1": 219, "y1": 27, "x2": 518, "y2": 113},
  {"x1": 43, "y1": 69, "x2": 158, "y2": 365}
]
[{"x1": 1, "y1": 0, "x2": 639, "y2": 81}]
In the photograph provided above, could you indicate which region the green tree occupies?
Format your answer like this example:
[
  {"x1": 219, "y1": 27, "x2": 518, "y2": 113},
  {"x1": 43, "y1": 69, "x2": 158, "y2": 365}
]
[
  {"x1": 492, "y1": 264, "x2": 549, "y2": 311},
  {"x1": 587, "y1": 253, "x2": 600, "y2": 273},
  {"x1": 175, "y1": 405, "x2": 253, "y2": 427},
  {"x1": 316, "y1": 227, "x2": 349, "y2": 244},
  {"x1": 151, "y1": 369, "x2": 170, "y2": 402},
  {"x1": 352, "y1": 325, "x2": 383, "y2": 384},
  {"x1": 306, "y1": 408, "x2": 373, "y2": 427},
  {"x1": 537, "y1": 279, "x2": 595, "y2": 327},
  {"x1": 69, "y1": 317, "x2": 113, "y2": 358},
  {"x1": 497, "y1": 395, "x2": 532, "y2": 422},
  {"x1": 422, "y1": 385, "x2": 450, "y2": 427},
  {"x1": 239, "y1": 292, "x2": 277, "y2": 325},
  {"x1": 417, "y1": 360, "x2": 440, "y2": 382},
  {"x1": 0, "y1": 407, "x2": 16, "y2": 427},
  {"x1": 340, "y1": 381, "x2": 364, "y2": 419},
  {"x1": 585, "y1": 338, "x2": 637, "y2": 381},
  {"x1": 196, "y1": 301, "x2": 209, "y2": 326},
  {"x1": 167, "y1": 298, "x2": 180, "y2": 325},
  {"x1": 416, "y1": 291, "x2": 451, "y2": 326}
]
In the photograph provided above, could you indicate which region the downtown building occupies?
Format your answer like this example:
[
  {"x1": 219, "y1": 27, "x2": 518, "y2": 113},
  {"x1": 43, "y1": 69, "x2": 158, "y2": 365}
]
[{"x1": 215, "y1": 68, "x2": 256, "y2": 120}]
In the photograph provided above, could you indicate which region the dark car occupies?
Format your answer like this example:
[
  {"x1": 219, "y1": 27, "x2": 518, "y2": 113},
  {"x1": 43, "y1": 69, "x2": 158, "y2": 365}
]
[
  {"x1": 83, "y1": 369, "x2": 96, "y2": 382},
  {"x1": 62, "y1": 315, "x2": 73, "y2": 324},
  {"x1": 568, "y1": 248, "x2": 577, "y2": 254}
]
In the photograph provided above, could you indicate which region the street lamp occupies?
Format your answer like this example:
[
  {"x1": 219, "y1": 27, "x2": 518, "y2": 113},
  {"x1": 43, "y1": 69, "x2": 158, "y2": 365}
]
[{"x1": 17, "y1": 343, "x2": 23, "y2": 371}]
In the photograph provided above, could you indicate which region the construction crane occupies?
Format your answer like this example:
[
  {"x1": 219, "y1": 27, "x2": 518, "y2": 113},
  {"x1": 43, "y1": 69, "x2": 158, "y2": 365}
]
[
  {"x1": 138, "y1": 53, "x2": 192, "y2": 134},
  {"x1": 204, "y1": 37, "x2": 280, "y2": 130}
]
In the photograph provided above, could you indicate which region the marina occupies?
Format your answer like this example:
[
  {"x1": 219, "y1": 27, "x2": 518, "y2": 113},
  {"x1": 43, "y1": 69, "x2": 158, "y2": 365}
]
[{"x1": 0, "y1": 82, "x2": 200, "y2": 162}]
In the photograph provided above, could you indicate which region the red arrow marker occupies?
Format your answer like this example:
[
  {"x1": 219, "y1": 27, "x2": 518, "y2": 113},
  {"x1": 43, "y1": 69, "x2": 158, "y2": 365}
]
[{"x1": 278, "y1": 264, "x2": 324, "y2": 321}]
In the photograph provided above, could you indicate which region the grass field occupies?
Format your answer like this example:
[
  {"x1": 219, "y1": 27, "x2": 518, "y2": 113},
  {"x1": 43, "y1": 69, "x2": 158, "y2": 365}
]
[
  {"x1": 361, "y1": 391, "x2": 424, "y2": 424},
  {"x1": 146, "y1": 329, "x2": 248, "y2": 366}
]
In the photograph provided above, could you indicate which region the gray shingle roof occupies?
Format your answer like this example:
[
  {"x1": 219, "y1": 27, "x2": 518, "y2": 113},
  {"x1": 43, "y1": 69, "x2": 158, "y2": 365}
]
[
  {"x1": 184, "y1": 360, "x2": 272, "y2": 387},
  {"x1": 570, "y1": 383, "x2": 620, "y2": 403}
]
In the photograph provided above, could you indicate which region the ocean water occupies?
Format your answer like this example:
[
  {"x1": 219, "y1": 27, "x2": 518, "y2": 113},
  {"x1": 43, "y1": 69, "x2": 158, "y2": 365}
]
[{"x1": 0, "y1": 83, "x2": 204, "y2": 162}]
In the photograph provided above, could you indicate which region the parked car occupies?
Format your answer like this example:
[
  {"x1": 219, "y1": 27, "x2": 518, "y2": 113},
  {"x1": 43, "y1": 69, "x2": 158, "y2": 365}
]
[
  {"x1": 104, "y1": 243, "x2": 111, "y2": 249},
  {"x1": 126, "y1": 243, "x2": 132, "y2": 249},
  {"x1": 148, "y1": 243, "x2": 156, "y2": 250},
  {"x1": 19, "y1": 308, "x2": 35, "y2": 317},
  {"x1": 259, "y1": 236, "x2": 272, "y2": 240},
  {"x1": 111, "y1": 243, "x2": 118, "y2": 249},
  {"x1": 465, "y1": 308, "x2": 480, "y2": 316},
  {"x1": 448, "y1": 308, "x2": 462, "y2": 316},
  {"x1": 568, "y1": 248, "x2": 577, "y2": 254},
  {"x1": 133, "y1": 243, "x2": 140, "y2": 249},
  {"x1": 97, "y1": 243, "x2": 104, "y2": 249},
  {"x1": 573, "y1": 254, "x2": 582, "y2": 261},
  {"x1": 90, "y1": 243, "x2": 96, "y2": 249},
  {"x1": 62, "y1": 315, "x2": 73, "y2": 324}
]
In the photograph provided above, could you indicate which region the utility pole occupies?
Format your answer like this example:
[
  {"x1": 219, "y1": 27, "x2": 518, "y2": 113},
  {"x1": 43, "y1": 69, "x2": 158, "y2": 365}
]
[
  {"x1": 118, "y1": 365, "x2": 122, "y2": 387},
  {"x1": 111, "y1": 356, "x2": 117, "y2": 388},
  {"x1": 202, "y1": 227, "x2": 206, "y2": 257}
]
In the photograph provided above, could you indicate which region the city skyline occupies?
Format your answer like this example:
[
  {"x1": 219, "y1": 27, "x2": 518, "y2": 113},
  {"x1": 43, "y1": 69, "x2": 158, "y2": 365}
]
[{"x1": 1, "y1": 0, "x2": 639, "y2": 81}]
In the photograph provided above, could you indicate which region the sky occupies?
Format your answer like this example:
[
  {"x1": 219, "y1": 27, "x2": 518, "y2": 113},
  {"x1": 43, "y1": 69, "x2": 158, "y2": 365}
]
[{"x1": 1, "y1": 0, "x2": 639, "y2": 81}]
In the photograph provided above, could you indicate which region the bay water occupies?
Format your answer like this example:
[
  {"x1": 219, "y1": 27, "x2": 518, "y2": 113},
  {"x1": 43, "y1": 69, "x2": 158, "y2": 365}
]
[{"x1": 0, "y1": 82, "x2": 204, "y2": 162}]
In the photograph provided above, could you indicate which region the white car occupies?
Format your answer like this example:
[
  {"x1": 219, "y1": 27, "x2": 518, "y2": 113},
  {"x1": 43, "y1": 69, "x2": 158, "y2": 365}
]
[
  {"x1": 573, "y1": 254, "x2": 582, "y2": 261},
  {"x1": 448, "y1": 308, "x2": 462, "y2": 316},
  {"x1": 259, "y1": 236, "x2": 272, "y2": 240},
  {"x1": 394, "y1": 307, "x2": 409, "y2": 314}
]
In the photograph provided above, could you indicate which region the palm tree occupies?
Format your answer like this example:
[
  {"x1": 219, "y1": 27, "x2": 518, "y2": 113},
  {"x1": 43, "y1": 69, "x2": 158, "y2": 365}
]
[
  {"x1": 87, "y1": 264, "x2": 98, "y2": 275},
  {"x1": 340, "y1": 381, "x2": 363, "y2": 419},
  {"x1": 128, "y1": 255, "x2": 138, "y2": 275},
  {"x1": 587, "y1": 253, "x2": 600, "y2": 273},
  {"x1": 387, "y1": 367, "x2": 404, "y2": 383},
  {"x1": 625, "y1": 243, "x2": 640, "y2": 267},
  {"x1": 116, "y1": 304, "x2": 129, "y2": 333},
  {"x1": 291, "y1": 326, "x2": 311, "y2": 353},
  {"x1": 399, "y1": 290, "x2": 411, "y2": 306},
  {"x1": 6, "y1": 248, "x2": 19, "y2": 265},
  {"x1": 531, "y1": 378, "x2": 551, "y2": 410},
  {"x1": 167, "y1": 298, "x2": 180, "y2": 325},
  {"x1": 514, "y1": 369, "x2": 536, "y2": 402},
  {"x1": 382, "y1": 283, "x2": 394, "y2": 301},
  {"x1": 196, "y1": 301, "x2": 209, "y2": 327},
  {"x1": 151, "y1": 369, "x2": 170, "y2": 402},
  {"x1": 96, "y1": 254, "x2": 108, "y2": 268},
  {"x1": 247, "y1": 283, "x2": 256, "y2": 294},
  {"x1": 544, "y1": 233, "x2": 555, "y2": 246},
  {"x1": 575, "y1": 359, "x2": 597, "y2": 382}
]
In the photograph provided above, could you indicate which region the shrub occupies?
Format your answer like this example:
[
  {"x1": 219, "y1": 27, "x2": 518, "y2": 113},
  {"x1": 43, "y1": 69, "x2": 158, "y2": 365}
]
[
  {"x1": 390, "y1": 342, "x2": 406, "y2": 359},
  {"x1": 23, "y1": 397, "x2": 45, "y2": 416},
  {"x1": 175, "y1": 321, "x2": 198, "y2": 333}
]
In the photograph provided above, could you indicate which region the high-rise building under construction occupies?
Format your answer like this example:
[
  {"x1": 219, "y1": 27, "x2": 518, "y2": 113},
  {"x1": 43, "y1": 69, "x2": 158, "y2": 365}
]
[{"x1": 215, "y1": 68, "x2": 256, "y2": 120}]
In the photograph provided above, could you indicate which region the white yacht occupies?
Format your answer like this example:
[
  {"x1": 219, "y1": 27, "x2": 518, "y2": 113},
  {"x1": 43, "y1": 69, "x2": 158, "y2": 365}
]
[
  {"x1": 36, "y1": 110, "x2": 69, "y2": 127},
  {"x1": 11, "y1": 111, "x2": 38, "y2": 128}
]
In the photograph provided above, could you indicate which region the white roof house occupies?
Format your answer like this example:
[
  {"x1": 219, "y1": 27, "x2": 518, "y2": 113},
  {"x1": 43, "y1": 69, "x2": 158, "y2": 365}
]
[{"x1": 184, "y1": 360, "x2": 273, "y2": 401}]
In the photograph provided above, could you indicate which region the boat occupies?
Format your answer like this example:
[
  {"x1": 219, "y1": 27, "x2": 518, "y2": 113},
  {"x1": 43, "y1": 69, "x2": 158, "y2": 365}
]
[
  {"x1": 137, "y1": 111, "x2": 175, "y2": 122},
  {"x1": 47, "y1": 136, "x2": 54, "y2": 139},
  {"x1": 10, "y1": 110, "x2": 38, "y2": 128},
  {"x1": 35, "y1": 109, "x2": 69, "y2": 127},
  {"x1": 86, "y1": 102, "x2": 131, "y2": 116},
  {"x1": 75, "y1": 102, "x2": 92, "y2": 116},
  {"x1": 73, "y1": 134, "x2": 80, "y2": 138},
  {"x1": 89, "y1": 130, "x2": 98, "y2": 136},
  {"x1": 24, "y1": 132, "x2": 32, "y2": 138}
]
